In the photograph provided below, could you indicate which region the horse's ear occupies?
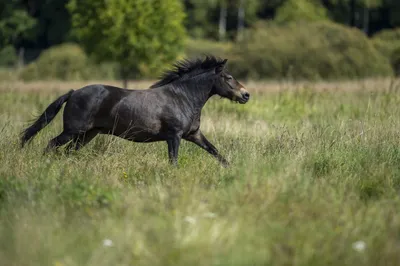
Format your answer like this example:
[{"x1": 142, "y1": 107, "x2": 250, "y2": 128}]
[{"x1": 215, "y1": 59, "x2": 228, "y2": 74}]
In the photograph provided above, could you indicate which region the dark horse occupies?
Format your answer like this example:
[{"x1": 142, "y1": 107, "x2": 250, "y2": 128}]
[{"x1": 21, "y1": 56, "x2": 250, "y2": 166}]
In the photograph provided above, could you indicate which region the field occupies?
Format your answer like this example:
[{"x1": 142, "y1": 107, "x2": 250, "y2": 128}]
[{"x1": 1, "y1": 79, "x2": 400, "y2": 266}]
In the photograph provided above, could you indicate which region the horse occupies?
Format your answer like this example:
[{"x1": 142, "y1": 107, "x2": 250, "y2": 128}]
[{"x1": 20, "y1": 56, "x2": 250, "y2": 167}]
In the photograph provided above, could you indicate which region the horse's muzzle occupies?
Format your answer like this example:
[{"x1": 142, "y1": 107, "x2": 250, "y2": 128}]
[{"x1": 238, "y1": 89, "x2": 250, "y2": 104}]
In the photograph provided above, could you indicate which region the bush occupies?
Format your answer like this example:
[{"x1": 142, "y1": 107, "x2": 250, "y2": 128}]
[
  {"x1": 184, "y1": 38, "x2": 232, "y2": 59},
  {"x1": 372, "y1": 28, "x2": 400, "y2": 47},
  {"x1": 229, "y1": 21, "x2": 393, "y2": 80},
  {"x1": 392, "y1": 47, "x2": 400, "y2": 76},
  {"x1": 372, "y1": 28, "x2": 400, "y2": 76},
  {"x1": 19, "y1": 43, "x2": 118, "y2": 81},
  {"x1": 275, "y1": 0, "x2": 329, "y2": 24},
  {"x1": 0, "y1": 46, "x2": 18, "y2": 67},
  {"x1": 0, "y1": 68, "x2": 18, "y2": 81}
]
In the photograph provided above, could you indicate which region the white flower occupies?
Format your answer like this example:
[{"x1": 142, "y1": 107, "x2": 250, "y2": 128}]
[
  {"x1": 103, "y1": 239, "x2": 114, "y2": 247},
  {"x1": 184, "y1": 216, "x2": 196, "y2": 225},
  {"x1": 352, "y1": 241, "x2": 366, "y2": 252}
]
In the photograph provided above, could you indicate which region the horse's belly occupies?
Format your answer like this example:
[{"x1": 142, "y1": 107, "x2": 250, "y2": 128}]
[
  {"x1": 128, "y1": 132, "x2": 165, "y2": 143},
  {"x1": 106, "y1": 126, "x2": 165, "y2": 143}
]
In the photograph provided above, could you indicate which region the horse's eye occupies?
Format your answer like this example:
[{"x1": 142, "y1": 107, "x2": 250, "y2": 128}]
[{"x1": 226, "y1": 75, "x2": 233, "y2": 80}]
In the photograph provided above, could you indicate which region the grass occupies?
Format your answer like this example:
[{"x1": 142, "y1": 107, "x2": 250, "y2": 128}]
[{"x1": 1, "y1": 80, "x2": 400, "y2": 265}]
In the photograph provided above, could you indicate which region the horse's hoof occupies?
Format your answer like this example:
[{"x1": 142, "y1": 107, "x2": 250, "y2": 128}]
[{"x1": 221, "y1": 161, "x2": 230, "y2": 168}]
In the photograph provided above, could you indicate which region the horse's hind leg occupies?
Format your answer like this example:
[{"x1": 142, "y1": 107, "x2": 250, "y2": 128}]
[
  {"x1": 167, "y1": 134, "x2": 182, "y2": 166},
  {"x1": 66, "y1": 129, "x2": 99, "y2": 152},
  {"x1": 44, "y1": 131, "x2": 76, "y2": 153}
]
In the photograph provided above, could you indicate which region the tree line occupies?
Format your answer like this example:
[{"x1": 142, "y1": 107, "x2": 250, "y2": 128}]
[{"x1": 2, "y1": 0, "x2": 400, "y2": 53}]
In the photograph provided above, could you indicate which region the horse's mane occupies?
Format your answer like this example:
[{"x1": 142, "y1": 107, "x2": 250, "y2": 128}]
[{"x1": 150, "y1": 55, "x2": 225, "y2": 88}]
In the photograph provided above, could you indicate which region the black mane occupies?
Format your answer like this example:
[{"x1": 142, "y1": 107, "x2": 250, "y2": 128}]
[{"x1": 150, "y1": 55, "x2": 225, "y2": 88}]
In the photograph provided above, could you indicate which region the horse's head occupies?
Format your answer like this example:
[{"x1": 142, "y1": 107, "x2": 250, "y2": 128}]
[{"x1": 212, "y1": 59, "x2": 250, "y2": 104}]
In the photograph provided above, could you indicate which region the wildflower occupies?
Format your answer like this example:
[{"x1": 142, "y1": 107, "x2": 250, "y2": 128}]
[
  {"x1": 103, "y1": 239, "x2": 114, "y2": 247},
  {"x1": 352, "y1": 240, "x2": 366, "y2": 252}
]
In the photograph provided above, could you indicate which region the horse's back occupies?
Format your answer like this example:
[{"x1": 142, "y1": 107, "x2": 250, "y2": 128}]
[{"x1": 63, "y1": 84, "x2": 129, "y2": 131}]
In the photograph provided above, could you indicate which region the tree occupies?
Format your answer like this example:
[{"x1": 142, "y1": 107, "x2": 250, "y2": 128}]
[
  {"x1": 68, "y1": 0, "x2": 186, "y2": 88},
  {"x1": 27, "y1": 0, "x2": 72, "y2": 47},
  {"x1": 386, "y1": 0, "x2": 400, "y2": 28},
  {"x1": 0, "y1": 0, "x2": 36, "y2": 49},
  {"x1": 322, "y1": 0, "x2": 384, "y2": 34},
  {"x1": 275, "y1": 0, "x2": 329, "y2": 24},
  {"x1": 360, "y1": 0, "x2": 382, "y2": 34},
  {"x1": 237, "y1": 0, "x2": 261, "y2": 40},
  {"x1": 219, "y1": 0, "x2": 228, "y2": 41},
  {"x1": 184, "y1": 0, "x2": 261, "y2": 41},
  {"x1": 184, "y1": 0, "x2": 219, "y2": 39}
]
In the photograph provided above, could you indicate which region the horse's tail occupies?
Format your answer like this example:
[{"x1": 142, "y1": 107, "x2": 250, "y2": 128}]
[{"x1": 21, "y1": 89, "x2": 74, "y2": 147}]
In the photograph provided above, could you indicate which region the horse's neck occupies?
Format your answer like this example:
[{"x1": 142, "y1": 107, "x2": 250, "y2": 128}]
[{"x1": 170, "y1": 81, "x2": 214, "y2": 111}]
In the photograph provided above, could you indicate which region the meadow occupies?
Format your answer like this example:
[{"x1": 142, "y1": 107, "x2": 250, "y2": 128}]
[{"x1": 1, "y1": 79, "x2": 400, "y2": 266}]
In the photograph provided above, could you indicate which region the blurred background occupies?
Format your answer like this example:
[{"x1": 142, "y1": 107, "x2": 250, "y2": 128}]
[{"x1": 1, "y1": 0, "x2": 400, "y2": 86}]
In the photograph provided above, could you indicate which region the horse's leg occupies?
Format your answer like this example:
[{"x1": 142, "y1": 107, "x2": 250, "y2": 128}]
[
  {"x1": 44, "y1": 131, "x2": 76, "y2": 153},
  {"x1": 65, "y1": 129, "x2": 99, "y2": 152},
  {"x1": 167, "y1": 134, "x2": 181, "y2": 166},
  {"x1": 184, "y1": 130, "x2": 229, "y2": 167}
]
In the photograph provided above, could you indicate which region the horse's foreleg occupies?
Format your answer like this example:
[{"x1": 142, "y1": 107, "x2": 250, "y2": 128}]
[
  {"x1": 167, "y1": 134, "x2": 181, "y2": 166},
  {"x1": 185, "y1": 131, "x2": 229, "y2": 167}
]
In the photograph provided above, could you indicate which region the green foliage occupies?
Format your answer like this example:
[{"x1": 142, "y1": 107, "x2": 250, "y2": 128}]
[
  {"x1": 392, "y1": 47, "x2": 400, "y2": 75},
  {"x1": 0, "y1": 68, "x2": 18, "y2": 81},
  {"x1": 33, "y1": 0, "x2": 72, "y2": 45},
  {"x1": 185, "y1": 0, "x2": 261, "y2": 40},
  {"x1": 19, "y1": 43, "x2": 118, "y2": 81},
  {"x1": 0, "y1": 1, "x2": 36, "y2": 48},
  {"x1": 386, "y1": 0, "x2": 400, "y2": 27},
  {"x1": 0, "y1": 46, "x2": 17, "y2": 67},
  {"x1": 372, "y1": 28, "x2": 400, "y2": 55},
  {"x1": 373, "y1": 27, "x2": 400, "y2": 41},
  {"x1": 184, "y1": 0, "x2": 219, "y2": 39},
  {"x1": 67, "y1": 0, "x2": 186, "y2": 79},
  {"x1": 275, "y1": 0, "x2": 329, "y2": 23},
  {"x1": 372, "y1": 28, "x2": 400, "y2": 75},
  {"x1": 229, "y1": 21, "x2": 393, "y2": 80},
  {"x1": 184, "y1": 38, "x2": 232, "y2": 58}
]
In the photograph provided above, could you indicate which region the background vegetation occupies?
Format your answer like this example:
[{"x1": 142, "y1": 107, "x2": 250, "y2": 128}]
[{"x1": 1, "y1": 0, "x2": 400, "y2": 82}]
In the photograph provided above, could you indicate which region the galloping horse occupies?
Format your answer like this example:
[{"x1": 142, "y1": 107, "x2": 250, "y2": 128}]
[{"x1": 21, "y1": 56, "x2": 250, "y2": 166}]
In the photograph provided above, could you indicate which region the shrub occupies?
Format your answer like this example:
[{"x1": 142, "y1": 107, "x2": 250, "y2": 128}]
[
  {"x1": 184, "y1": 38, "x2": 232, "y2": 59},
  {"x1": 372, "y1": 28, "x2": 400, "y2": 76},
  {"x1": 19, "y1": 43, "x2": 118, "y2": 81},
  {"x1": 374, "y1": 29, "x2": 400, "y2": 40},
  {"x1": 0, "y1": 68, "x2": 18, "y2": 81},
  {"x1": 275, "y1": 0, "x2": 329, "y2": 24},
  {"x1": 0, "y1": 45, "x2": 18, "y2": 67},
  {"x1": 229, "y1": 21, "x2": 393, "y2": 80},
  {"x1": 392, "y1": 47, "x2": 400, "y2": 76}
]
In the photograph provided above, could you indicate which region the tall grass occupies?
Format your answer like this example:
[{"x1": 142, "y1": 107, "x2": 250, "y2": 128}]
[{"x1": 1, "y1": 80, "x2": 400, "y2": 265}]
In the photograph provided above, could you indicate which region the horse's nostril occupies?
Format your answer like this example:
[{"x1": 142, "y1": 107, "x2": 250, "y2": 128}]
[{"x1": 243, "y1": 92, "x2": 250, "y2": 100}]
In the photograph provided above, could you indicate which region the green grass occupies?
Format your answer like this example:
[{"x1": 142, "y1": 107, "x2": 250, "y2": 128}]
[{"x1": 1, "y1": 82, "x2": 400, "y2": 265}]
